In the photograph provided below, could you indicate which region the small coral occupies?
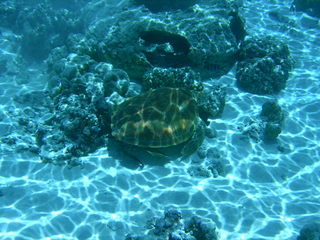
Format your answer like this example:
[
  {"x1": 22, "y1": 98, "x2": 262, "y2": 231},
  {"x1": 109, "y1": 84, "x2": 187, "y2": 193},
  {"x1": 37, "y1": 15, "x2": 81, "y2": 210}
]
[
  {"x1": 128, "y1": 209, "x2": 219, "y2": 240},
  {"x1": 188, "y1": 166, "x2": 212, "y2": 178},
  {"x1": 260, "y1": 101, "x2": 285, "y2": 142},
  {"x1": 297, "y1": 222, "x2": 320, "y2": 240},
  {"x1": 260, "y1": 101, "x2": 284, "y2": 124},
  {"x1": 194, "y1": 85, "x2": 226, "y2": 121},
  {"x1": 185, "y1": 216, "x2": 219, "y2": 240},
  {"x1": 147, "y1": 209, "x2": 183, "y2": 236}
]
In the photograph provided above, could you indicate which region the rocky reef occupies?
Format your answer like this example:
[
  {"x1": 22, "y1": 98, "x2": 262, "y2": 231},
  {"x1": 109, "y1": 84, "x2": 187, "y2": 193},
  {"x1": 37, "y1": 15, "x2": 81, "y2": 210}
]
[
  {"x1": 0, "y1": 0, "x2": 293, "y2": 166},
  {"x1": 236, "y1": 36, "x2": 294, "y2": 95},
  {"x1": 132, "y1": 0, "x2": 197, "y2": 13},
  {"x1": 0, "y1": 0, "x2": 84, "y2": 62},
  {"x1": 238, "y1": 100, "x2": 285, "y2": 143},
  {"x1": 26, "y1": 0, "x2": 239, "y2": 165},
  {"x1": 35, "y1": 48, "x2": 135, "y2": 165},
  {"x1": 125, "y1": 209, "x2": 219, "y2": 240},
  {"x1": 75, "y1": 0, "x2": 243, "y2": 80}
]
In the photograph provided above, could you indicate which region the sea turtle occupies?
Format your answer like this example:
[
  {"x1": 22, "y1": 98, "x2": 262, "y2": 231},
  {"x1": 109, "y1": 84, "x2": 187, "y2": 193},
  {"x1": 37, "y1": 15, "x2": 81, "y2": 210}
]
[{"x1": 111, "y1": 87, "x2": 205, "y2": 161}]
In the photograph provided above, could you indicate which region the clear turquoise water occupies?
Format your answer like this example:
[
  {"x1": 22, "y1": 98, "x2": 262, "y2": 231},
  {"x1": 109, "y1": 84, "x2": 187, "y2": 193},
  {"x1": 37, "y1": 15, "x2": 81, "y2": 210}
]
[{"x1": 0, "y1": 0, "x2": 319, "y2": 239}]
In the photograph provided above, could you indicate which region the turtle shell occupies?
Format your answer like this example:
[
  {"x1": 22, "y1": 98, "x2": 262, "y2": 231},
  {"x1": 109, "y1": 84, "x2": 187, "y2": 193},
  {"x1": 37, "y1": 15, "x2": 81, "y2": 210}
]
[{"x1": 111, "y1": 88, "x2": 198, "y2": 148}]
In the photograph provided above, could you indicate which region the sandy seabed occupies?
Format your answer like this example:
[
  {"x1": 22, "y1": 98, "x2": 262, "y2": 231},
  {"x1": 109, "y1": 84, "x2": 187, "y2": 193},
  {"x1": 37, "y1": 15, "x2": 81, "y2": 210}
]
[{"x1": 0, "y1": 0, "x2": 319, "y2": 239}]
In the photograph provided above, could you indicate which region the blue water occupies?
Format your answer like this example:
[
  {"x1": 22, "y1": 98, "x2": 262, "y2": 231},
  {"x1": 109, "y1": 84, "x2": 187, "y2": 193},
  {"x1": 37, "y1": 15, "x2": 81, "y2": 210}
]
[{"x1": 0, "y1": 0, "x2": 319, "y2": 240}]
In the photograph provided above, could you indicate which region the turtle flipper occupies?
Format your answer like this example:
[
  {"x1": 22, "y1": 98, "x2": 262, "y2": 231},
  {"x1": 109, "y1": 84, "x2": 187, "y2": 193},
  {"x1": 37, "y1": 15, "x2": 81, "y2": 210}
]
[{"x1": 181, "y1": 120, "x2": 206, "y2": 156}]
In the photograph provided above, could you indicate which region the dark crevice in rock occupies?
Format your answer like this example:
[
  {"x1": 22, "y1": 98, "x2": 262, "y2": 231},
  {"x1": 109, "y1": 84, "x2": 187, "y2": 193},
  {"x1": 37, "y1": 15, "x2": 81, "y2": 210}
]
[
  {"x1": 140, "y1": 30, "x2": 190, "y2": 55},
  {"x1": 292, "y1": 0, "x2": 320, "y2": 18},
  {"x1": 229, "y1": 10, "x2": 247, "y2": 43},
  {"x1": 133, "y1": 0, "x2": 196, "y2": 13},
  {"x1": 140, "y1": 30, "x2": 191, "y2": 68}
]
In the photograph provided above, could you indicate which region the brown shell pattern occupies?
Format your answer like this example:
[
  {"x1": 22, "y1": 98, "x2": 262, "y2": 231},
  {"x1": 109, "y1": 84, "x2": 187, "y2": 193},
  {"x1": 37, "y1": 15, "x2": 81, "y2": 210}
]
[{"x1": 111, "y1": 88, "x2": 198, "y2": 148}]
